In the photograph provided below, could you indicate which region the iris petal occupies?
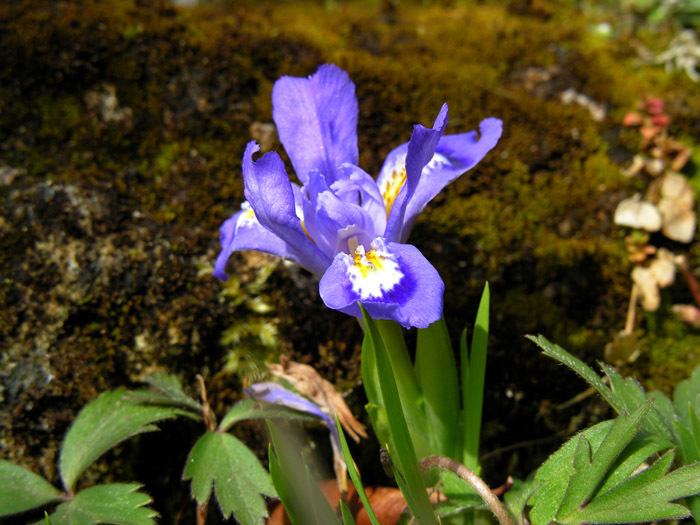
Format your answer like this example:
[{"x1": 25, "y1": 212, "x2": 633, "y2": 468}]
[
  {"x1": 318, "y1": 238, "x2": 444, "y2": 328},
  {"x1": 242, "y1": 141, "x2": 330, "y2": 275},
  {"x1": 272, "y1": 64, "x2": 359, "y2": 184},
  {"x1": 384, "y1": 104, "x2": 448, "y2": 242}
]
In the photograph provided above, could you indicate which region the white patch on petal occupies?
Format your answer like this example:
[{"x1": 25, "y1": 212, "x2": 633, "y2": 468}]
[
  {"x1": 346, "y1": 239, "x2": 403, "y2": 300},
  {"x1": 236, "y1": 202, "x2": 257, "y2": 231},
  {"x1": 426, "y1": 152, "x2": 451, "y2": 170}
]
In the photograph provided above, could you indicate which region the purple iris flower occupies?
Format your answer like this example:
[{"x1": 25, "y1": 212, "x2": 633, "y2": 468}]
[
  {"x1": 245, "y1": 381, "x2": 341, "y2": 451},
  {"x1": 215, "y1": 65, "x2": 502, "y2": 328}
]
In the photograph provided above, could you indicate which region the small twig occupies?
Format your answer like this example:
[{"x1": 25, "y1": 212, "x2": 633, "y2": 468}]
[
  {"x1": 196, "y1": 374, "x2": 216, "y2": 432},
  {"x1": 624, "y1": 284, "x2": 639, "y2": 335},
  {"x1": 196, "y1": 502, "x2": 207, "y2": 525},
  {"x1": 419, "y1": 456, "x2": 514, "y2": 525},
  {"x1": 676, "y1": 255, "x2": 700, "y2": 309}
]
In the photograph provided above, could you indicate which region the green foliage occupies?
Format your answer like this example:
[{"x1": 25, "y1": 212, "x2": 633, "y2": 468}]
[
  {"x1": 360, "y1": 305, "x2": 439, "y2": 525},
  {"x1": 60, "y1": 389, "x2": 186, "y2": 492},
  {"x1": 336, "y1": 416, "x2": 380, "y2": 525},
  {"x1": 0, "y1": 460, "x2": 63, "y2": 517},
  {"x1": 133, "y1": 372, "x2": 204, "y2": 413},
  {"x1": 527, "y1": 335, "x2": 676, "y2": 446},
  {"x1": 183, "y1": 431, "x2": 275, "y2": 523},
  {"x1": 528, "y1": 404, "x2": 700, "y2": 524},
  {"x1": 415, "y1": 316, "x2": 459, "y2": 459},
  {"x1": 42, "y1": 484, "x2": 158, "y2": 525},
  {"x1": 219, "y1": 262, "x2": 281, "y2": 379},
  {"x1": 462, "y1": 284, "x2": 490, "y2": 473},
  {"x1": 528, "y1": 334, "x2": 700, "y2": 523},
  {"x1": 268, "y1": 423, "x2": 341, "y2": 525}
]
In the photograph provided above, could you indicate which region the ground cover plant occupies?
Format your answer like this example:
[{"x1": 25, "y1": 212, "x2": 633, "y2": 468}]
[{"x1": 2, "y1": 0, "x2": 700, "y2": 523}]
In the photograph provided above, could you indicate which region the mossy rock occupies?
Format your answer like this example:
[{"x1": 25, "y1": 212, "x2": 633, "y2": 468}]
[{"x1": 2, "y1": 0, "x2": 700, "y2": 520}]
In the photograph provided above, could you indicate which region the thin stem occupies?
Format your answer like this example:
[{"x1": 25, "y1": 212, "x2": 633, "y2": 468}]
[
  {"x1": 419, "y1": 456, "x2": 513, "y2": 525},
  {"x1": 196, "y1": 374, "x2": 216, "y2": 432},
  {"x1": 624, "y1": 284, "x2": 639, "y2": 335},
  {"x1": 676, "y1": 255, "x2": 700, "y2": 308}
]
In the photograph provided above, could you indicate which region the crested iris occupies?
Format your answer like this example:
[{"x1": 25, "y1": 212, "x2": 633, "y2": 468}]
[{"x1": 215, "y1": 65, "x2": 502, "y2": 328}]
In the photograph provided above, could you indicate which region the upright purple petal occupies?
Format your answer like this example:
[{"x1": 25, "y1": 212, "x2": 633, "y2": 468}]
[
  {"x1": 383, "y1": 104, "x2": 448, "y2": 242},
  {"x1": 319, "y1": 238, "x2": 444, "y2": 328},
  {"x1": 242, "y1": 141, "x2": 330, "y2": 275},
  {"x1": 402, "y1": 118, "x2": 503, "y2": 240},
  {"x1": 378, "y1": 116, "x2": 503, "y2": 242},
  {"x1": 272, "y1": 64, "x2": 359, "y2": 184}
]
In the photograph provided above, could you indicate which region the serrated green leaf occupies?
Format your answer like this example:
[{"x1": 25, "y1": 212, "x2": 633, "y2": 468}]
[
  {"x1": 145, "y1": 373, "x2": 203, "y2": 412},
  {"x1": 43, "y1": 483, "x2": 157, "y2": 525},
  {"x1": 571, "y1": 452, "x2": 700, "y2": 523},
  {"x1": 529, "y1": 420, "x2": 614, "y2": 525},
  {"x1": 503, "y1": 477, "x2": 537, "y2": 525},
  {"x1": 527, "y1": 335, "x2": 676, "y2": 446},
  {"x1": 528, "y1": 335, "x2": 615, "y2": 405},
  {"x1": 556, "y1": 402, "x2": 651, "y2": 519},
  {"x1": 415, "y1": 316, "x2": 459, "y2": 458},
  {"x1": 60, "y1": 390, "x2": 186, "y2": 492},
  {"x1": 219, "y1": 398, "x2": 316, "y2": 432},
  {"x1": 528, "y1": 404, "x2": 700, "y2": 525},
  {"x1": 183, "y1": 431, "x2": 275, "y2": 523},
  {"x1": 0, "y1": 460, "x2": 63, "y2": 517},
  {"x1": 593, "y1": 432, "x2": 669, "y2": 497},
  {"x1": 437, "y1": 469, "x2": 484, "y2": 516},
  {"x1": 676, "y1": 420, "x2": 700, "y2": 464},
  {"x1": 602, "y1": 364, "x2": 675, "y2": 443}
]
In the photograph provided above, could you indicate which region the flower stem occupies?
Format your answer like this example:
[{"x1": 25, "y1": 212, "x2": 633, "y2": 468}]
[{"x1": 419, "y1": 455, "x2": 513, "y2": 525}]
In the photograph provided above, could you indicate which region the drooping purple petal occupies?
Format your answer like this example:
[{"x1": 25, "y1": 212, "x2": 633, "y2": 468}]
[
  {"x1": 318, "y1": 238, "x2": 444, "y2": 328},
  {"x1": 272, "y1": 64, "x2": 359, "y2": 184},
  {"x1": 214, "y1": 204, "x2": 293, "y2": 280},
  {"x1": 242, "y1": 141, "x2": 330, "y2": 275},
  {"x1": 383, "y1": 104, "x2": 449, "y2": 242},
  {"x1": 245, "y1": 381, "x2": 341, "y2": 453}
]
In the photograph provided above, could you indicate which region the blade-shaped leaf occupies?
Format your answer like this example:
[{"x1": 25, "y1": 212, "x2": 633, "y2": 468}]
[
  {"x1": 360, "y1": 305, "x2": 438, "y2": 525},
  {"x1": 336, "y1": 416, "x2": 380, "y2": 525},
  {"x1": 43, "y1": 483, "x2": 157, "y2": 525},
  {"x1": 219, "y1": 398, "x2": 316, "y2": 432},
  {"x1": 0, "y1": 460, "x2": 63, "y2": 517},
  {"x1": 415, "y1": 316, "x2": 459, "y2": 458},
  {"x1": 60, "y1": 390, "x2": 186, "y2": 491},
  {"x1": 463, "y1": 283, "x2": 490, "y2": 472},
  {"x1": 267, "y1": 422, "x2": 341, "y2": 525},
  {"x1": 183, "y1": 431, "x2": 275, "y2": 522},
  {"x1": 340, "y1": 500, "x2": 355, "y2": 525}
]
